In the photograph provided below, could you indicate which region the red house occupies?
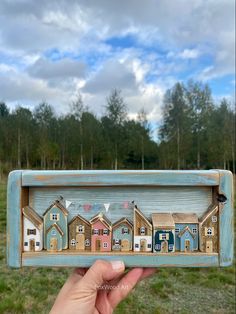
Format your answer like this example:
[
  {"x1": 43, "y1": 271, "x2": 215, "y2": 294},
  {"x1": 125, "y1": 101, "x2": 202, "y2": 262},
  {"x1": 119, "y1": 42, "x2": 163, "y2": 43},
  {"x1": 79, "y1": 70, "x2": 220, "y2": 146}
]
[{"x1": 90, "y1": 212, "x2": 112, "y2": 252}]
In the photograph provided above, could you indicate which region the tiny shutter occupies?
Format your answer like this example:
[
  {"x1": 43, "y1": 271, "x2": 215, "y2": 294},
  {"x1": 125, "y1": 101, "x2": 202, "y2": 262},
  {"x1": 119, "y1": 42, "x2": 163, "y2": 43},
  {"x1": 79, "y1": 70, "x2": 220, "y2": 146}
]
[
  {"x1": 119, "y1": 240, "x2": 121, "y2": 245},
  {"x1": 204, "y1": 227, "x2": 208, "y2": 236},
  {"x1": 211, "y1": 227, "x2": 215, "y2": 236},
  {"x1": 107, "y1": 230, "x2": 110, "y2": 235},
  {"x1": 145, "y1": 227, "x2": 147, "y2": 235},
  {"x1": 122, "y1": 228, "x2": 124, "y2": 234},
  {"x1": 33, "y1": 229, "x2": 36, "y2": 235},
  {"x1": 113, "y1": 239, "x2": 115, "y2": 245},
  {"x1": 127, "y1": 228, "x2": 130, "y2": 234},
  {"x1": 92, "y1": 229, "x2": 94, "y2": 235},
  {"x1": 50, "y1": 213, "x2": 52, "y2": 220},
  {"x1": 27, "y1": 229, "x2": 30, "y2": 235}
]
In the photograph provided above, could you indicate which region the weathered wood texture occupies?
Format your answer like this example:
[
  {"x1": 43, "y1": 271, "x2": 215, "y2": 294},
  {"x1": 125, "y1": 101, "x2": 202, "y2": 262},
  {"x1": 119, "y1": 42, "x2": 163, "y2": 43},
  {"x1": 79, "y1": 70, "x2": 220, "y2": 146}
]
[{"x1": 7, "y1": 169, "x2": 234, "y2": 268}]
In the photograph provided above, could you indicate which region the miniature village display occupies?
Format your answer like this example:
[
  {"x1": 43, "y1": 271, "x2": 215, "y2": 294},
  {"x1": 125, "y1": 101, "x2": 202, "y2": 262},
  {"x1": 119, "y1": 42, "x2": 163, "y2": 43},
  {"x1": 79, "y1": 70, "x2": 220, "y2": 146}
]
[
  {"x1": 22, "y1": 200, "x2": 220, "y2": 254},
  {"x1": 7, "y1": 169, "x2": 233, "y2": 268}
]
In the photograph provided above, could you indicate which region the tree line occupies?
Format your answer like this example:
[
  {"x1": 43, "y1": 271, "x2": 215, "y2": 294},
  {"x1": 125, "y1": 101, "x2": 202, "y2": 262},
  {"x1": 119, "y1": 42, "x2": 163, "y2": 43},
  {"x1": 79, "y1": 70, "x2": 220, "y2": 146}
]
[{"x1": 0, "y1": 81, "x2": 235, "y2": 176}]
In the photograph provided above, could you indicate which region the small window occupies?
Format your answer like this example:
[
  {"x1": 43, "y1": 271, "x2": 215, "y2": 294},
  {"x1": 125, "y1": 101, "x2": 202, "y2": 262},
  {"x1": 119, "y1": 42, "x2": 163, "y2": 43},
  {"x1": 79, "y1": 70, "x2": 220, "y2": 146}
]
[
  {"x1": 207, "y1": 228, "x2": 212, "y2": 235},
  {"x1": 135, "y1": 243, "x2": 139, "y2": 248},
  {"x1": 36, "y1": 242, "x2": 40, "y2": 246},
  {"x1": 50, "y1": 213, "x2": 59, "y2": 221},
  {"x1": 51, "y1": 229, "x2": 57, "y2": 236},
  {"x1": 71, "y1": 239, "x2": 76, "y2": 246},
  {"x1": 115, "y1": 239, "x2": 120, "y2": 245},
  {"x1": 147, "y1": 244, "x2": 151, "y2": 248},
  {"x1": 159, "y1": 233, "x2": 169, "y2": 240},
  {"x1": 24, "y1": 242, "x2": 28, "y2": 246},
  {"x1": 123, "y1": 227, "x2": 128, "y2": 234},
  {"x1": 192, "y1": 228, "x2": 197, "y2": 234},
  {"x1": 212, "y1": 216, "x2": 217, "y2": 223},
  {"x1": 140, "y1": 227, "x2": 146, "y2": 235},
  {"x1": 169, "y1": 244, "x2": 174, "y2": 251},
  {"x1": 76, "y1": 225, "x2": 84, "y2": 233},
  {"x1": 155, "y1": 244, "x2": 161, "y2": 250},
  {"x1": 93, "y1": 229, "x2": 99, "y2": 235},
  {"x1": 175, "y1": 228, "x2": 180, "y2": 233},
  {"x1": 27, "y1": 229, "x2": 36, "y2": 235},
  {"x1": 85, "y1": 239, "x2": 90, "y2": 247},
  {"x1": 103, "y1": 229, "x2": 109, "y2": 235},
  {"x1": 103, "y1": 242, "x2": 108, "y2": 248}
]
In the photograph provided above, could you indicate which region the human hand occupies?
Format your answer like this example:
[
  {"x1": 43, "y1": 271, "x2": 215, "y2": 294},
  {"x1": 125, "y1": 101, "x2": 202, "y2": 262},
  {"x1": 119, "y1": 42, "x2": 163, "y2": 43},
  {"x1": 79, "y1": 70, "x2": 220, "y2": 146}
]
[{"x1": 50, "y1": 260, "x2": 156, "y2": 314}]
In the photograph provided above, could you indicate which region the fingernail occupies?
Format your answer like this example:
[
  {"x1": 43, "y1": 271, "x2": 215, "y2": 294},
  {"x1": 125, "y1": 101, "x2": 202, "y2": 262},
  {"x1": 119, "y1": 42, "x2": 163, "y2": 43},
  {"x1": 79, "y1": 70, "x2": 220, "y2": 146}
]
[{"x1": 110, "y1": 260, "x2": 125, "y2": 272}]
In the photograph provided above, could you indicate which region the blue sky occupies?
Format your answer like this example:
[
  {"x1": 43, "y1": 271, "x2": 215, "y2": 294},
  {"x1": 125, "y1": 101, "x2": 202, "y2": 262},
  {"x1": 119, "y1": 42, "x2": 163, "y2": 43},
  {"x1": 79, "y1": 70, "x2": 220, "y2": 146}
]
[{"x1": 0, "y1": 0, "x2": 235, "y2": 124}]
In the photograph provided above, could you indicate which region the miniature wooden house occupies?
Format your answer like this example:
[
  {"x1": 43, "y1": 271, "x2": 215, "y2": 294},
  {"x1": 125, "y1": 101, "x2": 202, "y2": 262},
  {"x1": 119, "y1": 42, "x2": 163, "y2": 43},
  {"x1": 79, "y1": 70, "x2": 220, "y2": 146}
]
[
  {"x1": 199, "y1": 204, "x2": 219, "y2": 253},
  {"x1": 22, "y1": 206, "x2": 43, "y2": 252},
  {"x1": 173, "y1": 213, "x2": 199, "y2": 252},
  {"x1": 112, "y1": 217, "x2": 133, "y2": 251},
  {"x1": 152, "y1": 213, "x2": 175, "y2": 253},
  {"x1": 43, "y1": 200, "x2": 69, "y2": 251},
  {"x1": 133, "y1": 207, "x2": 152, "y2": 252},
  {"x1": 90, "y1": 212, "x2": 112, "y2": 252},
  {"x1": 69, "y1": 214, "x2": 91, "y2": 251}
]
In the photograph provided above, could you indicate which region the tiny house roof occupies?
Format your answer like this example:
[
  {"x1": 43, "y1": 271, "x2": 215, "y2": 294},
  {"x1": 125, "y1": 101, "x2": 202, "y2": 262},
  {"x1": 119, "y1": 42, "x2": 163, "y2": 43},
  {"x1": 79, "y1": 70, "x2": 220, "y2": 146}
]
[
  {"x1": 199, "y1": 204, "x2": 218, "y2": 224},
  {"x1": 173, "y1": 213, "x2": 198, "y2": 224},
  {"x1": 22, "y1": 206, "x2": 43, "y2": 230},
  {"x1": 134, "y1": 207, "x2": 152, "y2": 228},
  {"x1": 152, "y1": 213, "x2": 175, "y2": 229},
  {"x1": 43, "y1": 200, "x2": 69, "y2": 216},
  {"x1": 69, "y1": 213, "x2": 90, "y2": 226},
  {"x1": 46, "y1": 223, "x2": 64, "y2": 236},
  {"x1": 90, "y1": 212, "x2": 112, "y2": 230},
  {"x1": 113, "y1": 217, "x2": 133, "y2": 230}
]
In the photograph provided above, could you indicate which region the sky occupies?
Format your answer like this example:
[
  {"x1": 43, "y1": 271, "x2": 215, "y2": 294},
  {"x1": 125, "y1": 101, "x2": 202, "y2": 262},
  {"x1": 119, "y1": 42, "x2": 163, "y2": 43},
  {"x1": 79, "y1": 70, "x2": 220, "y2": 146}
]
[{"x1": 0, "y1": 0, "x2": 235, "y2": 125}]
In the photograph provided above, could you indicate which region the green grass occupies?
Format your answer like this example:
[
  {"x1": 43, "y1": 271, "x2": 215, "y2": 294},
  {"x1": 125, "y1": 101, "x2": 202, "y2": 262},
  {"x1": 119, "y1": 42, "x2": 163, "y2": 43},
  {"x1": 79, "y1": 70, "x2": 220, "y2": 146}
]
[{"x1": 0, "y1": 179, "x2": 235, "y2": 314}]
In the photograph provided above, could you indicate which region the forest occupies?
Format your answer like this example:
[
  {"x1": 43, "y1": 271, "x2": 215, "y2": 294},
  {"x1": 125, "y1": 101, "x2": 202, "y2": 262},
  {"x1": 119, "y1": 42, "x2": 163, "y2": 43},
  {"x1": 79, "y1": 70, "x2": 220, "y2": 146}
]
[{"x1": 0, "y1": 80, "x2": 235, "y2": 176}]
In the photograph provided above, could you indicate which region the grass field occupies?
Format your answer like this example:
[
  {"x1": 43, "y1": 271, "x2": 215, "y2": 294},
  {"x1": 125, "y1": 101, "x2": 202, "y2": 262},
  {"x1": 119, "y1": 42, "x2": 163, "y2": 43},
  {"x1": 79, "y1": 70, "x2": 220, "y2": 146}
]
[{"x1": 0, "y1": 179, "x2": 235, "y2": 314}]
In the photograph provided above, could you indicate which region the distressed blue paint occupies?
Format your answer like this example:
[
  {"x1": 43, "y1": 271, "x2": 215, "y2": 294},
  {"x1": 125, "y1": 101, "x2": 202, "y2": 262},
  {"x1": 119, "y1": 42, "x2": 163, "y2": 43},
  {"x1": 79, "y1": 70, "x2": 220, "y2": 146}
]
[
  {"x1": 175, "y1": 223, "x2": 198, "y2": 251},
  {"x1": 218, "y1": 170, "x2": 234, "y2": 266},
  {"x1": 7, "y1": 170, "x2": 22, "y2": 268},
  {"x1": 179, "y1": 231, "x2": 194, "y2": 251},
  {"x1": 112, "y1": 223, "x2": 133, "y2": 251},
  {"x1": 46, "y1": 225, "x2": 63, "y2": 251},
  {"x1": 22, "y1": 252, "x2": 219, "y2": 267},
  {"x1": 22, "y1": 170, "x2": 219, "y2": 186}
]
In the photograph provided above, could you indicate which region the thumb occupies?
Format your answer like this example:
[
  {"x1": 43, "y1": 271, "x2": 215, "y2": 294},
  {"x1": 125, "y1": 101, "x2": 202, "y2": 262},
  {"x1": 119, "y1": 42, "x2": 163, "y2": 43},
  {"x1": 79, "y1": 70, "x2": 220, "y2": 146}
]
[{"x1": 78, "y1": 260, "x2": 125, "y2": 291}]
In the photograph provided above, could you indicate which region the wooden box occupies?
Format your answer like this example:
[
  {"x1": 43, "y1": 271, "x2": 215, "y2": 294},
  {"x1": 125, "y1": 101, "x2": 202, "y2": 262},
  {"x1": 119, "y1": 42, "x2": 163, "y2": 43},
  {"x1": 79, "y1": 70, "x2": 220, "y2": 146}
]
[{"x1": 7, "y1": 170, "x2": 234, "y2": 268}]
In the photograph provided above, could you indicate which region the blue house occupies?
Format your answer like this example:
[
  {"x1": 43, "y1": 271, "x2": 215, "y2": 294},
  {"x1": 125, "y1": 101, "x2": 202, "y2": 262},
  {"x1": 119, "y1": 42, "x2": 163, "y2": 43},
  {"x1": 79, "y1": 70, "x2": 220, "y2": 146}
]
[
  {"x1": 43, "y1": 200, "x2": 69, "y2": 251},
  {"x1": 173, "y1": 213, "x2": 199, "y2": 252},
  {"x1": 112, "y1": 217, "x2": 133, "y2": 251},
  {"x1": 152, "y1": 213, "x2": 175, "y2": 253}
]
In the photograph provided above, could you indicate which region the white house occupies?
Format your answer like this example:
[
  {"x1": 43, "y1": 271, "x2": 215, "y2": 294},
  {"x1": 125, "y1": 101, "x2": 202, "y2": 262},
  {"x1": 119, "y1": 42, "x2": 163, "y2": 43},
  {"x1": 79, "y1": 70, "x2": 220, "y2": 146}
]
[{"x1": 22, "y1": 206, "x2": 43, "y2": 252}]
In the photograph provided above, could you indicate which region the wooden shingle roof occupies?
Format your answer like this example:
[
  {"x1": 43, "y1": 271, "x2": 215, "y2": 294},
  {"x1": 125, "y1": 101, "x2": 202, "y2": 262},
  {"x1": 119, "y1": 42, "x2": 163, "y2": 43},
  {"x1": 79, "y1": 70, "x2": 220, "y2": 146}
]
[
  {"x1": 43, "y1": 200, "x2": 69, "y2": 217},
  {"x1": 90, "y1": 212, "x2": 112, "y2": 230},
  {"x1": 22, "y1": 206, "x2": 43, "y2": 230},
  {"x1": 152, "y1": 213, "x2": 175, "y2": 229},
  {"x1": 113, "y1": 217, "x2": 133, "y2": 230},
  {"x1": 173, "y1": 213, "x2": 198, "y2": 224}
]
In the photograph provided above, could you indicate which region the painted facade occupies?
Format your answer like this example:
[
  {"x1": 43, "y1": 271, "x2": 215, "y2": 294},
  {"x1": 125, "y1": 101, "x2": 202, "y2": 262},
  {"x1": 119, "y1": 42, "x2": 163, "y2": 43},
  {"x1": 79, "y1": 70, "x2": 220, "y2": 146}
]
[
  {"x1": 199, "y1": 204, "x2": 219, "y2": 253},
  {"x1": 43, "y1": 200, "x2": 69, "y2": 250},
  {"x1": 152, "y1": 213, "x2": 175, "y2": 253},
  {"x1": 22, "y1": 206, "x2": 43, "y2": 252},
  {"x1": 173, "y1": 213, "x2": 198, "y2": 252},
  {"x1": 112, "y1": 217, "x2": 133, "y2": 251},
  {"x1": 133, "y1": 207, "x2": 152, "y2": 252},
  {"x1": 69, "y1": 214, "x2": 91, "y2": 251},
  {"x1": 90, "y1": 213, "x2": 112, "y2": 252},
  {"x1": 45, "y1": 223, "x2": 63, "y2": 251}
]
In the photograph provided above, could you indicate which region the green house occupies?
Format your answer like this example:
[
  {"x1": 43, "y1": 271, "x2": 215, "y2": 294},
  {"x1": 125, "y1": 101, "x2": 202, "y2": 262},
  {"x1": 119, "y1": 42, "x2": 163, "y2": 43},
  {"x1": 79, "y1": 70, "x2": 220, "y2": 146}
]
[
  {"x1": 43, "y1": 200, "x2": 69, "y2": 250},
  {"x1": 112, "y1": 217, "x2": 133, "y2": 251}
]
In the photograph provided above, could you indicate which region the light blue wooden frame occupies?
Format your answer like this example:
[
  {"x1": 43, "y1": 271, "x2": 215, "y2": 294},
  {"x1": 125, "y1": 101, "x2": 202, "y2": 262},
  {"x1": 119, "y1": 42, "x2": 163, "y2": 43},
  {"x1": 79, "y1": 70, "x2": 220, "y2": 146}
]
[{"x1": 7, "y1": 170, "x2": 234, "y2": 268}]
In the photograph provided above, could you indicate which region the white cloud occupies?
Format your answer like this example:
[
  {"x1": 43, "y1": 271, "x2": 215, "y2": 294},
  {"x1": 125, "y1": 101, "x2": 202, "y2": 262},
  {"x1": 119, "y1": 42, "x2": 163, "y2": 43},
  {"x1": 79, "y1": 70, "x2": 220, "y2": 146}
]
[{"x1": 179, "y1": 49, "x2": 200, "y2": 59}]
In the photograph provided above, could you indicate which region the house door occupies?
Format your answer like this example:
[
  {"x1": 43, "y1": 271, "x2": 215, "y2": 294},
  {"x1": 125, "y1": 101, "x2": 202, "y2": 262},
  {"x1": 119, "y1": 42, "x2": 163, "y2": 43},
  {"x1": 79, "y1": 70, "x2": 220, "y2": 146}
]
[
  {"x1": 76, "y1": 234, "x2": 85, "y2": 250},
  {"x1": 50, "y1": 238, "x2": 58, "y2": 251},
  {"x1": 121, "y1": 239, "x2": 130, "y2": 251},
  {"x1": 185, "y1": 240, "x2": 190, "y2": 252},
  {"x1": 29, "y1": 239, "x2": 35, "y2": 252},
  {"x1": 95, "y1": 239, "x2": 101, "y2": 251},
  {"x1": 140, "y1": 239, "x2": 147, "y2": 252},
  {"x1": 206, "y1": 240, "x2": 213, "y2": 253},
  {"x1": 161, "y1": 240, "x2": 168, "y2": 253}
]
